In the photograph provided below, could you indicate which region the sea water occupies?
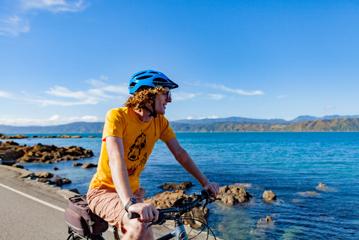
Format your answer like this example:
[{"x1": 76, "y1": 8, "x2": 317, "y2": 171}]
[{"x1": 16, "y1": 132, "x2": 359, "y2": 239}]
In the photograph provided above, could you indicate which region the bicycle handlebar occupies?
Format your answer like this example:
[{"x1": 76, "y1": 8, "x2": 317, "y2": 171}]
[{"x1": 128, "y1": 190, "x2": 213, "y2": 222}]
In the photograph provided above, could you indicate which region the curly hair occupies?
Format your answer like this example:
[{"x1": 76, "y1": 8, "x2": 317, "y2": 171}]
[{"x1": 124, "y1": 87, "x2": 168, "y2": 110}]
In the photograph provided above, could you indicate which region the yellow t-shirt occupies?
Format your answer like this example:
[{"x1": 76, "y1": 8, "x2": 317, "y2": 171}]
[{"x1": 89, "y1": 107, "x2": 176, "y2": 192}]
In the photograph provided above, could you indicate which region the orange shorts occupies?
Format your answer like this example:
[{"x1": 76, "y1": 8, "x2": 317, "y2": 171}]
[{"x1": 87, "y1": 187, "x2": 145, "y2": 229}]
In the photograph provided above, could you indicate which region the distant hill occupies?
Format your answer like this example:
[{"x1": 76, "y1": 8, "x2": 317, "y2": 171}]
[
  {"x1": 1, "y1": 116, "x2": 359, "y2": 134},
  {"x1": 0, "y1": 122, "x2": 104, "y2": 134},
  {"x1": 171, "y1": 118, "x2": 359, "y2": 132}
]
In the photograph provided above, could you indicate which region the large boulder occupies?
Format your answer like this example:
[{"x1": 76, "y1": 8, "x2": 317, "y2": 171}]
[
  {"x1": 217, "y1": 185, "x2": 252, "y2": 206},
  {"x1": 0, "y1": 149, "x2": 25, "y2": 160},
  {"x1": 145, "y1": 190, "x2": 209, "y2": 229},
  {"x1": 159, "y1": 181, "x2": 193, "y2": 190}
]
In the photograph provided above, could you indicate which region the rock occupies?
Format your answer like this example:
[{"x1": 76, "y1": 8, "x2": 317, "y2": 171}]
[
  {"x1": 217, "y1": 185, "x2": 252, "y2": 206},
  {"x1": 59, "y1": 135, "x2": 82, "y2": 138},
  {"x1": 0, "y1": 134, "x2": 27, "y2": 139},
  {"x1": 35, "y1": 171, "x2": 53, "y2": 178},
  {"x1": 12, "y1": 164, "x2": 24, "y2": 169},
  {"x1": 69, "y1": 188, "x2": 80, "y2": 194},
  {"x1": 183, "y1": 206, "x2": 208, "y2": 229},
  {"x1": 73, "y1": 162, "x2": 83, "y2": 167},
  {"x1": 82, "y1": 163, "x2": 97, "y2": 169},
  {"x1": 20, "y1": 172, "x2": 35, "y2": 179},
  {"x1": 0, "y1": 149, "x2": 25, "y2": 160},
  {"x1": 37, "y1": 178, "x2": 52, "y2": 184},
  {"x1": 257, "y1": 216, "x2": 273, "y2": 225},
  {"x1": 54, "y1": 177, "x2": 72, "y2": 186},
  {"x1": 262, "y1": 190, "x2": 276, "y2": 202},
  {"x1": 2, "y1": 141, "x2": 19, "y2": 146},
  {"x1": 0, "y1": 140, "x2": 93, "y2": 163},
  {"x1": 160, "y1": 181, "x2": 193, "y2": 190},
  {"x1": 145, "y1": 190, "x2": 209, "y2": 229},
  {"x1": 316, "y1": 182, "x2": 329, "y2": 192}
]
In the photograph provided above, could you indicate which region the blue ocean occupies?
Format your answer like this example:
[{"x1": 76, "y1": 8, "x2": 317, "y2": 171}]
[{"x1": 16, "y1": 132, "x2": 359, "y2": 239}]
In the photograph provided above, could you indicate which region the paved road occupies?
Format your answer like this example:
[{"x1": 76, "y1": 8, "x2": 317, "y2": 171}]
[{"x1": 0, "y1": 166, "x2": 69, "y2": 240}]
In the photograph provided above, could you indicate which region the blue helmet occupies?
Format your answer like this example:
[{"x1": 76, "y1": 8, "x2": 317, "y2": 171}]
[{"x1": 128, "y1": 70, "x2": 179, "y2": 94}]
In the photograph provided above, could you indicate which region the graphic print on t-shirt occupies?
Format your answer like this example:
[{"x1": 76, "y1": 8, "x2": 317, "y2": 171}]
[{"x1": 127, "y1": 132, "x2": 147, "y2": 176}]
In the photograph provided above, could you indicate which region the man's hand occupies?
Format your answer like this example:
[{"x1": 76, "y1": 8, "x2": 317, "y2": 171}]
[
  {"x1": 204, "y1": 182, "x2": 220, "y2": 197},
  {"x1": 127, "y1": 203, "x2": 159, "y2": 223}
]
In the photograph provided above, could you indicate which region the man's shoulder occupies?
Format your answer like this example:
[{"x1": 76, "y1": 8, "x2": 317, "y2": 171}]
[
  {"x1": 107, "y1": 107, "x2": 128, "y2": 115},
  {"x1": 106, "y1": 107, "x2": 132, "y2": 121}
]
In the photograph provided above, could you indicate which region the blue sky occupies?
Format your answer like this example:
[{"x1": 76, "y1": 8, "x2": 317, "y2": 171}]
[{"x1": 0, "y1": 0, "x2": 358, "y2": 125}]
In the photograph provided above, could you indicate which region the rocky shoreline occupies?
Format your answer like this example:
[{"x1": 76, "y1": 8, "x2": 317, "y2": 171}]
[
  {"x1": 0, "y1": 140, "x2": 93, "y2": 164},
  {"x1": 0, "y1": 133, "x2": 98, "y2": 139}
]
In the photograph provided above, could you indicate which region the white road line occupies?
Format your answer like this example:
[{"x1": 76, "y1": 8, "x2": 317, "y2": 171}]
[{"x1": 0, "y1": 182, "x2": 65, "y2": 212}]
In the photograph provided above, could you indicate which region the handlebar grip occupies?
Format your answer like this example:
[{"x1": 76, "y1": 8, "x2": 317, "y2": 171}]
[
  {"x1": 127, "y1": 212, "x2": 140, "y2": 219},
  {"x1": 201, "y1": 189, "x2": 210, "y2": 198}
]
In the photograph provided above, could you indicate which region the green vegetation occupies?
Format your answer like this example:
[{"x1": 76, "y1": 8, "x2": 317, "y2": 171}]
[
  {"x1": 171, "y1": 118, "x2": 359, "y2": 132},
  {"x1": 1, "y1": 118, "x2": 359, "y2": 134}
]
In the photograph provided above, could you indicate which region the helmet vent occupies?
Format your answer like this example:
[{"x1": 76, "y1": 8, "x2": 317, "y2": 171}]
[
  {"x1": 137, "y1": 75, "x2": 152, "y2": 80},
  {"x1": 153, "y1": 78, "x2": 167, "y2": 84},
  {"x1": 132, "y1": 71, "x2": 146, "y2": 78}
]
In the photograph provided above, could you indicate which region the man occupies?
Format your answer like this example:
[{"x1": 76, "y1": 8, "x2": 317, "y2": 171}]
[{"x1": 87, "y1": 70, "x2": 219, "y2": 240}]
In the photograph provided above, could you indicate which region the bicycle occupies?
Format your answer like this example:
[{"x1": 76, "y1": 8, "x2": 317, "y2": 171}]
[{"x1": 65, "y1": 190, "x2": 217, "y2": 240}]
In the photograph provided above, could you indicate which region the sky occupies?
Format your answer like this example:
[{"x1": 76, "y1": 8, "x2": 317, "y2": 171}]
[{"x1": 0, "y1": 0, "x2": 359, "y2": 125}]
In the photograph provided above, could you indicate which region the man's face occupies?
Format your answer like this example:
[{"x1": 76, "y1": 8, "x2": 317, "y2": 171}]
[{"x1": 154, "y1": 89, "x2": 172, "y2": 115}]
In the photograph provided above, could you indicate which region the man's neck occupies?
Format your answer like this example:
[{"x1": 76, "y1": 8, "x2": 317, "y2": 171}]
[{"x1": 133, "y1": 108, "x2": 153, "y2": 122}]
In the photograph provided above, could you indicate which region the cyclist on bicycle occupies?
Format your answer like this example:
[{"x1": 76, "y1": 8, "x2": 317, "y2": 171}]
[{"x1": 87, "y1": 70, "x2": 219, "y2": 240}]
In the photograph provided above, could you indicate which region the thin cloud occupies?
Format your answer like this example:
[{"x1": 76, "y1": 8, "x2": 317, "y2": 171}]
[
  {"x1": 186, "y1": 81, "x2": 264, "y2": 97},
  {"x1": 46, "y1": 86, "x2": 88, "y2": 99},
  {"x1": 20, "y1": 0, "x2": 86, "y2": 13},
  {"x1": 33, "y1": 98, "x2": 98, "y2": 106},
  {"x1": 0, "y1": 90, "x2": 14, "y2": 98},
  {"x1": 38, "y1": 76, "x2": 129, "y2": 106},
  {"x1": 172, "y1": 92, "x2": 199, "y2": 101},
  {"x1": 0, "y1": 15, "x2": 30, "y2": 37},
  {"x1": 0, "y1": 114, "x2": 99, "y2": 126},
  {"x1": 0, "y1": 0, "x2": 87, "y2": 37},
  {"x1": 208, "y1": 93, "x2": 224, "y2": 100},
  {"x1": 210, "y1": 84, "x2": 264, "y2": 96}
]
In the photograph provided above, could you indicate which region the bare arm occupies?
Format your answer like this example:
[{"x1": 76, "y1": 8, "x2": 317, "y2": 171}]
[
  {"x1": 106, "y1": 136, "x2": 158, "y2": 222},
  {"x1": 106, "y1": 136, "x2": 133, "y2": 204},
  {"x1": 166, "y1": 138, "x2": 219, "y2": 195}
]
